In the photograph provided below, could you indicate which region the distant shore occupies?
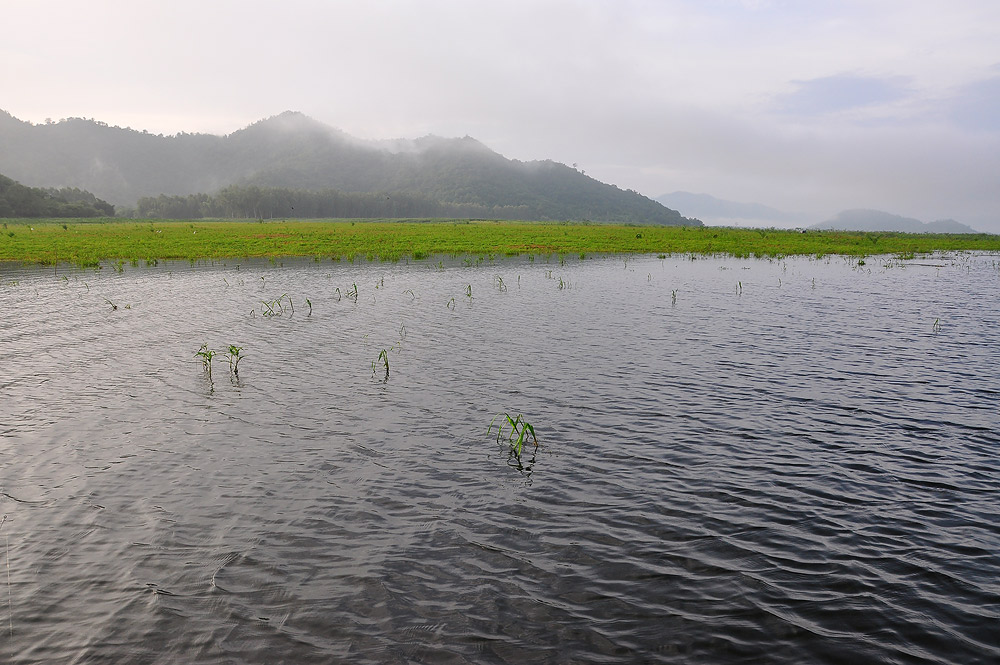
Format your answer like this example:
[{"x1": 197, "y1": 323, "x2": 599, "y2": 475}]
[{"x1": 1, "y1": 219, "x2": 998, "y2": 267}]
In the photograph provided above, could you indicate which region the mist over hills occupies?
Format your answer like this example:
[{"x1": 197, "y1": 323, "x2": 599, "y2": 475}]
[
  {"x1": 655, "y1": 191, "x2": 807, "y2": 226},
  {"x1": 811, "y1": 209, "x2": 979, "y2": 234},
  {"x1": 0, "y1": 110, "x2": 697, "y2": 225},
  {"x1": 658, "y1": 191, "x2": 980, "y2": 233}
]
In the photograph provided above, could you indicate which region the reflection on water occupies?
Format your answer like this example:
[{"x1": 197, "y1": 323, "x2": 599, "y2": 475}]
[{"x1": 1, "y1": 252, "x2": 999, "y2": 664}]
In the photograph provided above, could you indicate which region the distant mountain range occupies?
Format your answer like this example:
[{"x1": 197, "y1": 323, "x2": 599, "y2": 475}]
[
  {"x1": 0, "y1": 110, "x2": 698, "y2": 225},
  {"x1": 657, "y1": 191, "x2": 979, "y2": 233},
  {"x1": 810, "y1": 209, "x2": 979, "y2": 234},
  {"x1": 655, "y1": 191, "x2": 807, "y2": 226}
]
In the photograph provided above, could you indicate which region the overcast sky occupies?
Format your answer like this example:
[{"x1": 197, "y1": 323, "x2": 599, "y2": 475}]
[{"x1": 3, "y1": 0, "x2": 999, "y2": 230}]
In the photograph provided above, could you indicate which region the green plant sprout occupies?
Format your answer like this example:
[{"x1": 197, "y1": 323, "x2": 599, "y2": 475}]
[
  {"x1": 306, "y1": 298, "x2": 312, "y2": 315},
  {"x1": 104, "y1": 298, "x2": 118, "y2": 311},
  {"x1": 225, "y1": 345, "x2": 244, "y2": 377},
  {"x1": 196, "y1": 343, "x2": 216, "y2": 378},
  {"x1": 333, "y1": 287, "x2": 342, "y2": 301},
  {"x1": 447, "y1": 297, "x2": 456, "y2": 309},
  {"x1": 932, "y1": 318, "x2": 942, "y2": 333},
  {"x1": 372, "y1": 348, "x2": 390, "y2": 380},
  {"x1": 347, "y1": 283, "x2": 358, "y2": 302},
  {"x1": 465, "y1": 284, "x2": 473, "y2": 298},
  {"x1": 488, "y1": 412, "x2": 538, "y2": 458},
  {"x1": 495, "y1": 275, "x2": 507, "y2": 292},
  {"x1": 259, "y1": 293, "x2": 293, "y2": 317}
]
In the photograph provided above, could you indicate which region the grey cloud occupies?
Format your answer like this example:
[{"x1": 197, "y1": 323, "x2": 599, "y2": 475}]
[
  {"x1": 948, "y1": 72, "x2": 1000, "y2": 133},
  {"x1": 540, "y1": 101, "x2": 1000, "y2": 232},
  {"x1": 774, "y1": 74, "x2": 913, "y2": 116}
]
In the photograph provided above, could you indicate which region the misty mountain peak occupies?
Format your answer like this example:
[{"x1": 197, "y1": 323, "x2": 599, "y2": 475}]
[
  {"x1": 232, "y1": 111, "x2": 349, "y2": 142},
  {"x1": 812, "y1": 209, "x2": 978, "y2": 233},
  {"x1": 0, "y1": 110, "x2": 698, "y2": 225}
]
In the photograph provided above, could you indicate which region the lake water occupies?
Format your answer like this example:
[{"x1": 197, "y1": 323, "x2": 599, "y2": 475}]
[{"x1": 1, "y1": 252, "x2": 998, "y2": 664}]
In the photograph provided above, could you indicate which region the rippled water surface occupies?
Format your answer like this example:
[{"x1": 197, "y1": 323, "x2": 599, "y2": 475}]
[{"x1": 2, "y1": 252, "x2": 999, "y2": 664}]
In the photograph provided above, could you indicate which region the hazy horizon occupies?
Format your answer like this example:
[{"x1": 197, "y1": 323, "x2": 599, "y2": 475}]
[{"x1": 4, "y1": 1, "x2": 998, "y2": 231}]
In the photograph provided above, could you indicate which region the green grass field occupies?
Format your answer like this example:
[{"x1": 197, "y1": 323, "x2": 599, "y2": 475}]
[{"x1": 1, "y1": 218, "x2": 998, "y2": 266}]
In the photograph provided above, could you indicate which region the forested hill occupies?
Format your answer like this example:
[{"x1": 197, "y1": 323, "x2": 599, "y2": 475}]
[
  {"x1": 811, "y1": 209, "x2": 979, "y2": 234},
  {"x1": 0, "y1": 173, "x2": 114, "y2": 217},
  {"x1": 0, "y1": 110, "x2": 698, "y2": 225}
]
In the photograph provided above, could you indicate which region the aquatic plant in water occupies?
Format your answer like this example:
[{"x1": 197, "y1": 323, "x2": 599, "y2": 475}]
[
  {"x1": 1, "y1": 513, "x2": 9, "y2": 638},
  {"x1": 225, "y1": 345, "x2": 244, "y2": 377},
  {"x1": 259, "y1": 293, "x2": 293, "y2": 317},
  {"x1": 196, "y1": 343, "x2": 216, "y2": 378},
  {"x1": 489, "y1": 412, "x2": 537, "y2": 458},
  {"x1": 373, "y1": 349, "x2": 390, "y2": 379},
  {"x1": 372, "y1": 349, "x2": 390, "y2": 380}
]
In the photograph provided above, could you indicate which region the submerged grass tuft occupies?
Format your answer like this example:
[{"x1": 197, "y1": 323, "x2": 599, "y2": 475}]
[
  {"x1": 196, "y1": 343, "x2": 216, "y2": 379},
  {"x1": 259, "y1": 293, "x2": 293, "y2": 317},
  {"x1": 372, "y1": 348, "x2": 390, "y2": 380},
  {"x1": 225, "y1": 344, "x2": 244, "y2": 377},
  {"x1": 488, "y1": 412, "x2": 538, "y2": 458}
]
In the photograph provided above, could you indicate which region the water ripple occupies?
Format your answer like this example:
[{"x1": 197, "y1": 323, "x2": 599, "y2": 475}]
[{"x1": 1, "y1": 254, "x2": 998, "y2": 663}]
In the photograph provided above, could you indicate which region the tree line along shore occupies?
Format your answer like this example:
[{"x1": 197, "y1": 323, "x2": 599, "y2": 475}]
[{"x1": 1, "y1": 219, "x2": 997, "y2": 267}]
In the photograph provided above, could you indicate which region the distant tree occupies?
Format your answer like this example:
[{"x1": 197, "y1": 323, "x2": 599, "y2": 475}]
[{"x1": 0, "y1": 173, "x2": 114, "y2": 217}]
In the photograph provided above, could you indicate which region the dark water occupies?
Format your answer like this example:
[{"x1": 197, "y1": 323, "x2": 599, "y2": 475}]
[{"x1": 2, "y1": 252, "x2": 998, "y2": 664}]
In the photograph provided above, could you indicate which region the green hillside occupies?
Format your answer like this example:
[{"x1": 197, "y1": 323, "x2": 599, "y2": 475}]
[
  {"x1": 0, "y1": 110, "x2": 698, "y2": 225},
  {"x1": 0, "y1": 173, "x2": 114, "y2": 218}
]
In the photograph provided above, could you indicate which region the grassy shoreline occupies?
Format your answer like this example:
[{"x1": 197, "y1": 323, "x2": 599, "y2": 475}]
[{"x1": 1, "y1": 218, "x2": 998, "y2": 266}]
